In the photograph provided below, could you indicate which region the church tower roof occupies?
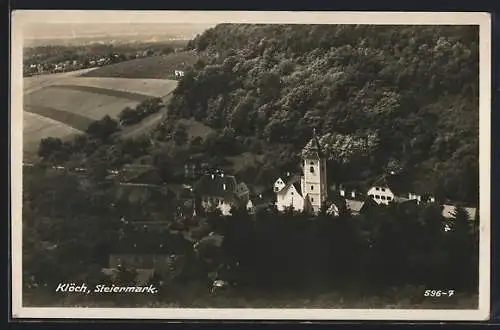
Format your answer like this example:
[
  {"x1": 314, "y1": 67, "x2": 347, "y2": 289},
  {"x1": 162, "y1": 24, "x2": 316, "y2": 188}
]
[{"x1": 301, "y1": 128, "x2": 324, "y2": 159}]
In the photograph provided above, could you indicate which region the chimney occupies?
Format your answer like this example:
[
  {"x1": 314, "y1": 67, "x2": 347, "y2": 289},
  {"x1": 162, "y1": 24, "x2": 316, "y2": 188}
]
[{"x1": 351, "y1": 191, "x2": 356, "y2": 199}]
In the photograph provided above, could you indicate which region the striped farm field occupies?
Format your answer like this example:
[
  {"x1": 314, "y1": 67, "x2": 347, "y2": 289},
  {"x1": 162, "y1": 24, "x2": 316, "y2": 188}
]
[
  {"x1": 48, "y1": 77, "x2": 178, "y2": 98},
  {"x1": 80, "y1": 52, "x2": 199, "y2": 79},
  {"x1": 23, "y1": 67, "x2": 99, "y2": 95},
  {"x1": 24, "y1": 87, "x2": 145, "y2": 122},
  {"x1": 22, "y1": 74, "x2": 178, "y2": 158},
  {"x1": 23, "y1": 111, "x2": 81, "y2": 159}
]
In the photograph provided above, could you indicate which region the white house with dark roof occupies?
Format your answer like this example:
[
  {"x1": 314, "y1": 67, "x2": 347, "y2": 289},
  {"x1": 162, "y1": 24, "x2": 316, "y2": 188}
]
[
  {"x1": 193, "y1": 172, "x2": 252, "y2": 216},
  {"x1": 366, "y1": 176, "x2": 399, "y2": 205},
  {"x1": 366, "y1": 174, "x2": 436, "y2": 206}
]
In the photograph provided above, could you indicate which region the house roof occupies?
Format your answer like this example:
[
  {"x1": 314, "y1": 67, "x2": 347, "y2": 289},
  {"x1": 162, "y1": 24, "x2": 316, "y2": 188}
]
[
  {"x1": 442, "y1": 204, "x2": 477, "y2": 220},
  {"x1": 370, "y1": 171, "x2": 435, "y2": 197},
  {"x1": 345, "y1": 199, "x2": 365, "y2": 213},
  {"x1": 370, "y1": 173, "x2": 411, "y2": 196},
  {"x1": 301, "y1": 129, "x2": 324, "y2": 159},
  {"x1": 193, "y1": 173, "x2": 238, "y2": 198},
  {"x1": 327, "y1": 195, "x2": 347, "y2": 209},
  {"x1": 280, "y1": 174, "x2": 303, "y2": 196}
]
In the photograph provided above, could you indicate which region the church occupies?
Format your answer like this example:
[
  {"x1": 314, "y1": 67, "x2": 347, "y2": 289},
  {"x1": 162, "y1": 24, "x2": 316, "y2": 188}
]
[
  {"x1": 273, "y1": 129, "x2": 329, "y2": 214},
  {"x1": 272, "y1": 130, "x2": 478, "y2": 221}
]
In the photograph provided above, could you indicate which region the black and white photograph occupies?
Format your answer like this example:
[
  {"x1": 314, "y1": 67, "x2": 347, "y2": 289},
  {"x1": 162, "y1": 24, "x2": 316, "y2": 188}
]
[{"x1": 10, "y1": 11, "x2": 491, "y2": 320}]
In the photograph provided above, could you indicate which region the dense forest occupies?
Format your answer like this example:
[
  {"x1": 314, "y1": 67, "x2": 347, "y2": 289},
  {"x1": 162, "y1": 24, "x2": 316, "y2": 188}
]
[{"x1": 163, "y1": 24, "x2": 479, "y2": 204}]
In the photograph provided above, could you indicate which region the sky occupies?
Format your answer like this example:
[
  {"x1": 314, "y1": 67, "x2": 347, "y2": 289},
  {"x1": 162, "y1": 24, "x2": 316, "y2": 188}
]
[{"x1": 22, "y1": 23, "x2": 215, "y2": 43}]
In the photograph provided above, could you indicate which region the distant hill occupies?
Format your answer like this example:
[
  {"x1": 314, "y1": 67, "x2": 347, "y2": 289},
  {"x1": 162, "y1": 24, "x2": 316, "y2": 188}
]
[{"x1": 23, "y1": 23, "x2": 215, "y2": 47}]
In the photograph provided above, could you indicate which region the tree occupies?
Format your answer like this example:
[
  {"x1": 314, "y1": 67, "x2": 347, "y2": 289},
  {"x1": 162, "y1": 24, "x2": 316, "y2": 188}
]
[
  {"x1": 38, "y1": 137, "x2": 65, "y2": 161},
  {"x1": 173, "y1": 124, "x2": 189, "y2": 146},
  {"x1": 86, "y1": 115, "x2": 119, "y2": 141},
  {"x1": 446, "y1": 206, "x2": 477, "y2": 290},
  {"x1": 118, "y1": 107, "x2": 139, "y2": 126}
]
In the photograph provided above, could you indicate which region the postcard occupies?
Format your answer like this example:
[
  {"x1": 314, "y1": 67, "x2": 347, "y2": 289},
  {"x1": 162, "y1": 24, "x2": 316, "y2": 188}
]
[{"x1": 10, "y1": 10, "x2": 491, "y2": 321}]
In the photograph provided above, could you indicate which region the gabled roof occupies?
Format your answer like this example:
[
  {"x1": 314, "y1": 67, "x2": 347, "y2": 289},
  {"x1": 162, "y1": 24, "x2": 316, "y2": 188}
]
[
  {"x1": 301, "y1": 129, "x2": 324, "y2": 159},
  {"x1": 279, "y1": 174, "x2": 303, "y2": 196},
  {"x1": 193, "y1": 173, "x2": 238, "y2": 198},
  {"x1": 442, "y1": 204, "x2": 477, "y2": 220},
  {"x1": 345, "y1": 199, "x2": 365, "y2": 213},
  {"x1": 370, "y1": 173, "x2": 410, "y2": 196},
  {"x1": 370, "y1": 171, "x2": 435, "y2": 197},
  {"x1": 344, "y1": 196, "x2": 380, "y2": 214},
  {"x1": 327, "y1": 195, "x2": 347, "y2": 209}
]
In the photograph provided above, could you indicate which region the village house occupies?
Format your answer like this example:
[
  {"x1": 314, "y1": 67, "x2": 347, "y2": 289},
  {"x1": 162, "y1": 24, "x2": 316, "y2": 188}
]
[
  {"x1": 193, "y1": 171, "x2": 254, "y2": 216},
  {"x1": 273, "y1": 131, "x2": 477, "y2": 220},
  {"x1": 174, "y1": 70, "x2": 185, "y2": 78}
]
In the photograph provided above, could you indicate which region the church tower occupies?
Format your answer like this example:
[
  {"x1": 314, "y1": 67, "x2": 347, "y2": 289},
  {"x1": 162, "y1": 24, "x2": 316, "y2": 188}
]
[{"x1": 301, "y1": 129, "x2": 328, "y2": 213}]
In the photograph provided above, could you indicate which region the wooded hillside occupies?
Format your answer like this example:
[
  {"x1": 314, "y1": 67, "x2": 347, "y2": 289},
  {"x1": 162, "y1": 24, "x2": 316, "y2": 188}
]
[{"x1": 165, "y1": 24, "x2": 479, "y2": 204}]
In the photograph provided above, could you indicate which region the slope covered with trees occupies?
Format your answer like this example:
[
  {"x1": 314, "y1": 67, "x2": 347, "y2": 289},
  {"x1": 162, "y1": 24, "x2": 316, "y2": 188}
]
[{"x1": 165, "y1": 24, "x2": 479, "y2": 204}]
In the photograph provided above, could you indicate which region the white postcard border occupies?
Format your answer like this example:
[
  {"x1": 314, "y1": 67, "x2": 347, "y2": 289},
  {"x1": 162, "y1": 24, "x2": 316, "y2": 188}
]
[{"x1": 10, "y1": 10, "x2": 492, "y2": 321}]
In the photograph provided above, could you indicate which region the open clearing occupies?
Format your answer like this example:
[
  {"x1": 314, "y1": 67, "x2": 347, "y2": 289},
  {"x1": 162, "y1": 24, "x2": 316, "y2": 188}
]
[{"x1": 80, "y1": 52, "x2": 199, "y2": 79}]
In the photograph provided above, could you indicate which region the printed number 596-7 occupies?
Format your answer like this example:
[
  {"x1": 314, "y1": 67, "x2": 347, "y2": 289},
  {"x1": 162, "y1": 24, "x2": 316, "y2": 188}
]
[{"x1": 424, "y1": 290, "x2": 454, "y2": 297}]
